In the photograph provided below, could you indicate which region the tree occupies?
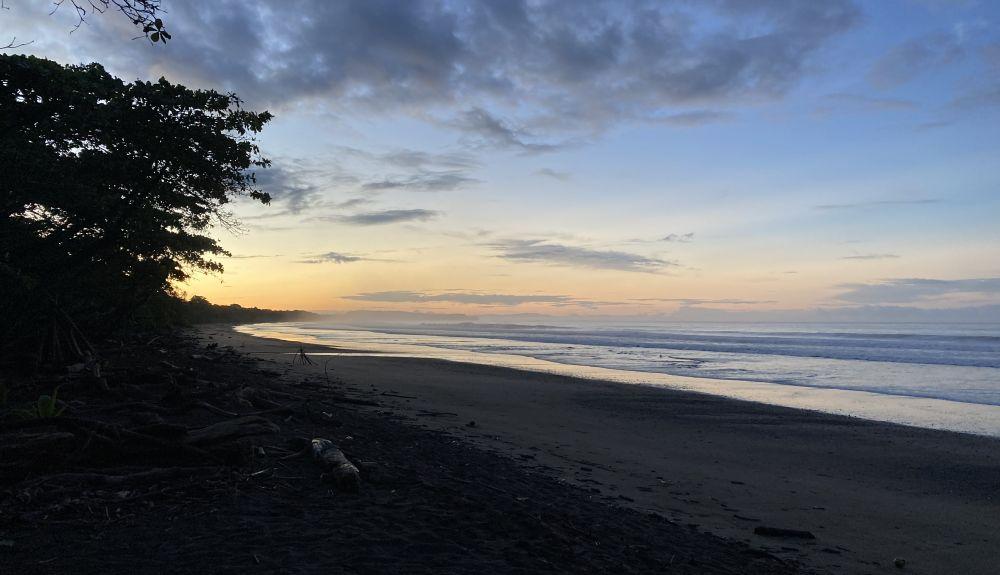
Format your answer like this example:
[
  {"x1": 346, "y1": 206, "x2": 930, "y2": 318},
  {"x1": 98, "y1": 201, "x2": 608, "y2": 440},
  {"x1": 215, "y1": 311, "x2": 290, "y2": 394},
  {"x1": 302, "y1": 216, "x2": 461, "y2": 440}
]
[
  {"x1": 0, "y1": 54, "x2": 272, "y2": 361},
  {"x1": 3, "y1": 0, "x2": 170, "y2": 49}
]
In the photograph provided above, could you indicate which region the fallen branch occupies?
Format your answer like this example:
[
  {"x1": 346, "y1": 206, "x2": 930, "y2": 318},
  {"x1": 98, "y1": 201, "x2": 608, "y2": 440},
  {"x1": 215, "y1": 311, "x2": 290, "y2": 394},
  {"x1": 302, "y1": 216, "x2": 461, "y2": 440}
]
[
  {"x1": 195, "y1": 400, "x2": 240, "y2": 418},
  {"x1": 326, "y1": 396, "x2": 379, "y2": 407},
  {"x1": 22, "y1": 466, "x2": 221, "y2": 490},
  {"x1": 380, "y1": 392, "x2": 417, "y2": 399},
  {"x1": 186, "y1": 416, "x2": 279, "y2": 447},
  {"x1": 753, "y1": 526, "x2": 816, "y2": 539},
  {"x1": 416, "y1": 410, "x2": 458, "y2": 417},
  {"x1": 1, "y1": 417, "x2": 216, "y2": 461}
]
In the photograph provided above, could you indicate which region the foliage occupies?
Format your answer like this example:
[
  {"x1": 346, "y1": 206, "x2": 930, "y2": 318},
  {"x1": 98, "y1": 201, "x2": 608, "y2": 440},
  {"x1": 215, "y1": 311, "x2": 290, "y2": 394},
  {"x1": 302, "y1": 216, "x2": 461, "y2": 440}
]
[
  {"x1": 18, "y1": 388, "x2": 66, "y2": 419},
  {"x1": 3, "y1": 1, "x2": 170, "y2": 49},
  {"x1": 138, "y1": 294, "x2": 318, "y2": 327},
  {"x1": 0, "y1": 55, "x2": 272, "y2": 359},
  {"x1": 54, "y1": 0, "x2": 169, "y2": 42}
]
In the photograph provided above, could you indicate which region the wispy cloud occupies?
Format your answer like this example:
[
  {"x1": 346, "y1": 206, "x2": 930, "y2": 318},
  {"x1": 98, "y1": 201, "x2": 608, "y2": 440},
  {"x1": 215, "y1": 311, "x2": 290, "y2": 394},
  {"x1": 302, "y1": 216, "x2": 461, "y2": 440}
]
[
  {"x1": 250, "y1": 160, "x2": 351, "y2": 216},
  {"x1": 331, "y1": 197, "x2": 374, "y2": 210},
  {"x1": 914, "y1": 119, "x2": 955, "y2": 131},
  {"x1": 868, "y1": 31, "x2": 964, "y2": 89},
  {"x1": 950, "y1": 84, "x2": 1000, "y2": 111},
  {"x1": 343, "y1": 290, "x2": 578, "y2": 306},
  {"x1": 327, "y1": 209, "x2": 441, "y2": 226},
  {"x1": 661, "y1": 233, "x2": 695, "y2": 243},
  {"x1": 814, "y1": 198, "x2": 940, "y2": 210},
  {"x1": 841, "y1": 253, "x2": 900, "y2": 260},
  {"x1": 534, "y1": 168, "x2": 572, "y2": 181},
  {"x1": 361, "y1": 171, "x2": 478, "y2": 192},
  {"x1": 337, "y1": 146, "x2": 481, "y2": 193},
  {"x1": 489, "y1": 239, "x2": 675, "y2": 272},
  {"x1": 375, "y1": 149, "x2": 478, "y2": 170},
  {"x1": 819, "y1": 92, "x2": 918, "y2": 111},
  {"x1": 632, "y1": 298, "x2": 776, "y2": 306},
  {"x1": 227, "y1": 254, "x2": 281, "y2": 259},
  {"x1": 654, "y1": 110, "x2": 732, "y2": 127},
  {"x1": 949, "y1": 42, "x2": 1000, "y2": 110},
  {"x1": 451, "y1": 108, "x2": 565, "y2": 154},
  {"x1": 836, "y1": 278, "x2": 1000, "y2": 304},
  {"x1": 297, "y1": 251, "x2": 366, "y2": 264}
]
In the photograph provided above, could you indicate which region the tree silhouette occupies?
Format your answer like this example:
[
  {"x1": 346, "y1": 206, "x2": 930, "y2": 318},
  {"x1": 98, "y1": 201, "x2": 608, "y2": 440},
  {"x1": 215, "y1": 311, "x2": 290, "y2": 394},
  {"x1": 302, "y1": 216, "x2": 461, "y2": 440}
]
[{"x1": 0, "y1": 55, "x2": 272, "y2": 361}]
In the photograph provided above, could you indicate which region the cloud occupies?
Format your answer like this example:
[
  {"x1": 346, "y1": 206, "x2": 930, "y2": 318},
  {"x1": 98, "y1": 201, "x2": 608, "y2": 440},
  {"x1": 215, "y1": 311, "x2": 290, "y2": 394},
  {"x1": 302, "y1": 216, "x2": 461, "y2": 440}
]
[
  {"x1": 836, "y1": 278, "x2": 1000, "y2": 304},
  {"x1": 333, "y1": 146, "x2": 481, "y2": 192},
  {"x1": 244, "y1": 158, "x2": 369, "y2": 218},
  {"x1": 945, "y1": 42, "x2": 1000, "y2": 111},
  {"x1": 331, "y1": 197, "x2": 374, "y2": 210},
  {"x1": 534, "y1": 168, "x2": 572, "y2": 181},
  {"x1": 250, "y1": 162, "x2": 325, "y2": 215},
  {"x1": 297, "y1": 251, "x2": 365, "y2": 264},
  {"x1": 950, "y1": 84, "x2": 1000, "y2": 111},
  {"x1": 814, "y1": 198, "x2": 940, "y2": 210},
  {"x1": 450, "y1": 108, "x2": 564, "y2": 153},
  {"x1": 32, "y1": 0, "x2": 859, "y2": 138},
  {"x1": 841, "y1": 253, "x2": 900, "y2": 260},
  {"x1": 654, "y1": 110, "x2": 732, "y2": 127},
  {"x1": 327, "y1": 209, "x2": 441, "y2": 226},
  {"x1": 227, "y1": 253, "x2": 281, "y2": 259},
  {"x1": 914, "y1": 119, "x2": 954, "y2": 131},
  {"x1": 337, "y1": 146, "x2": 479, "y2": 171},
  {"x1": 820, "y1": 92, "x2": 918, "y2": 111},
  {"x1": 868, "y1": 31, "x2": 964, "y2": 88},
  {"x1": 343, "y1": 290, "x2": 577, "y2": 306},
  {"x1": 631, "y1": 297, "x2": 775, "y2": 306},
  {"x1": 376, "y1": 149, "x2": 478, "y2": 170},
  {"x1": 489, "y1": 239, "x2": 675, "y2": 272},
  {"x1": 361, "y1": 171, "x2": 478, "y2": 192},
  {"x1": 661, "y1": 233, "x2": 694, "y2": 243}
]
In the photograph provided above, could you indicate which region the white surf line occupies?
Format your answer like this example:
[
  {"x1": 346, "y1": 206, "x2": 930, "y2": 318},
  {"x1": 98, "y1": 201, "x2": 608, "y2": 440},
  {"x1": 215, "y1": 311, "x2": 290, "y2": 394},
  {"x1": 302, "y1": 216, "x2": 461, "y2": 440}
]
[{"x1": 237, "y1": 324, "x2": 1000, "y2": 439}]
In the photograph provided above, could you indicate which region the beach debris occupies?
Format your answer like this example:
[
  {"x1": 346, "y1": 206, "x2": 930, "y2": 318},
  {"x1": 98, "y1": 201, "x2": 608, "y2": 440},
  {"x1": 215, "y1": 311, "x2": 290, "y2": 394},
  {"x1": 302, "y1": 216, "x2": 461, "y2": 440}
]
[
  {"x1": 415, "y1": 410, "x2": 458, "y2": 417},
  {"x1": 292, "y1": 347, "x2": 315, "y2": 366},
  {"x1": 753, "y1": 526, "x2": 816, "y2": 540},
  {"x1": 311, "y1": 438, "x2": 360, "y2": 492},
  {"x1": 894, "y1": 557, "x2": 906, "y2": 568},
  {"x1": 186, "y1": 416, "x2": 280, "y2": 447},
  {"x1": 234, "y1": 386, "x2": 284, "y2": 411},
  {"x1": 380, "y1": 392, "x2": 417, "y2": 399}
]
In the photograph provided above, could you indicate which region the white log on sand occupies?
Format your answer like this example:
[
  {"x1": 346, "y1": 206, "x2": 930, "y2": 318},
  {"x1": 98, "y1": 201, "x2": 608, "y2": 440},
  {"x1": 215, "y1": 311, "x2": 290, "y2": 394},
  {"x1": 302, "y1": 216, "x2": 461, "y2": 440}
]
[{"x1": 311, "y1": 438, "x2": 360, "y2": 492}]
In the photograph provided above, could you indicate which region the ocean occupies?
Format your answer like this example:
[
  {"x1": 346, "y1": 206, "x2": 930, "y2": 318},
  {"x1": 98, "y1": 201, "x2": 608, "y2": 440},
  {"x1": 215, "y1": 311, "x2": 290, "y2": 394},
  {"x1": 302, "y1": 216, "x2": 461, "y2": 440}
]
[{"x1": 237, "y1": 320, "x2": 1000, "y2": 436}]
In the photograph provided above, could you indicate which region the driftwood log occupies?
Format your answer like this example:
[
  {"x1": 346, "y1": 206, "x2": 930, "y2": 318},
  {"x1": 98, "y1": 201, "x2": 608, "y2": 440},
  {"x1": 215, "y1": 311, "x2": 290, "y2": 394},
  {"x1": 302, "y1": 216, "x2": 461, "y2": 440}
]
[
  {"x1": 186, "y1": 416, "x2": 279, "y2": 447},
  {"x1": 311, "y1": 438, "x2": 360, "y2": 492}
]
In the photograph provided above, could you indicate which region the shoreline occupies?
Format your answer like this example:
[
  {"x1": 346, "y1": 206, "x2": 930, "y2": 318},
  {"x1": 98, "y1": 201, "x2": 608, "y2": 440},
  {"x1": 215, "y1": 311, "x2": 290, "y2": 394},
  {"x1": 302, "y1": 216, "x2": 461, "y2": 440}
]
[
  {"x1": 216, "y1": 324, "x2": 1000, "y2": 575},
  {"x1": 2, "y1": 327, "x2": 810, "y2": 575},
  {"x1": 237, "y1": 323, "x2": 1000, "y2": 438}
]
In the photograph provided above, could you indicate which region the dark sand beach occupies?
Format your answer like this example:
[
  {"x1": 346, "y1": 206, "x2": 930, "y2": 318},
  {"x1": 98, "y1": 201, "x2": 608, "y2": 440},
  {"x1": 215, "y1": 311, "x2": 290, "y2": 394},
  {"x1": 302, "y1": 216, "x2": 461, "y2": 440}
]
[
  {"x1": 210, "y1": 325, "x2": 1000, "y2": 575},
  {"x1": 3, "y1": 325, "x2": 998, "y2": 574},
  {"x1": 1, "y1": 327, "x2": 809, "y2": 575}
]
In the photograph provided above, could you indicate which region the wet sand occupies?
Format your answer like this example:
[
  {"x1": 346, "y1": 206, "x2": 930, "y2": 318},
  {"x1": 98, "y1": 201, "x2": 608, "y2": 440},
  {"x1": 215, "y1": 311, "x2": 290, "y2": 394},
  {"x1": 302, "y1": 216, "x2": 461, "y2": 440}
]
[{"x1": 209, "y1": 325, "x2": 1000, "y2": 575}]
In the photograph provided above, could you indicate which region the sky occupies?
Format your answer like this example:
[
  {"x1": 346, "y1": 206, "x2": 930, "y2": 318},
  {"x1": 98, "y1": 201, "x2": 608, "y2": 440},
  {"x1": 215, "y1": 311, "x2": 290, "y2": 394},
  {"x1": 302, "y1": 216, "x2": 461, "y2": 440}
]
[{"x1": 4, "y1": 0, "x2": 1000, "y2": 320}]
